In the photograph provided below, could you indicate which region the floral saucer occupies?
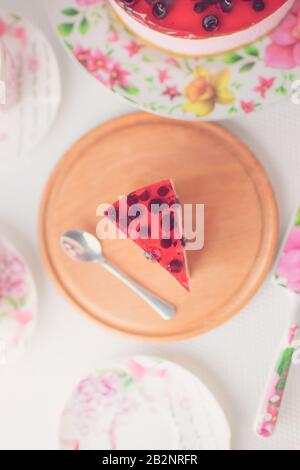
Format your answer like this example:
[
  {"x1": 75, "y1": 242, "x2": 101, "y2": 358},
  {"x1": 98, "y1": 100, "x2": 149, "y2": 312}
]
[
  {"x1": 0, "y1": 11, "x2": 61, "y2": 169},
  {"x1": 0, "y1": 236, "x2": 37, "y2": 364},
  {"x1": 59, "y1": 356, "x2": 231, "y2": 450},
  {"x1": 47, "y1": 0, "x2": 300, "y2": 121}
]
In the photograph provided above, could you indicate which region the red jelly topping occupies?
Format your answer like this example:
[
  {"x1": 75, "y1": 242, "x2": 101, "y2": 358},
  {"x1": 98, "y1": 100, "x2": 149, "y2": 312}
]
[
  {"x1": 114, "y1": 0, "x2": 289, "y2": 39},
  {"x1": 106, "y1": 180, "x2": 190, "y2": 291}
]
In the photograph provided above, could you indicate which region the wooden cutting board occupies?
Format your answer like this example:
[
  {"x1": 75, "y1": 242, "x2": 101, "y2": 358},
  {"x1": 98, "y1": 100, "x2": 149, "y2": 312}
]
[{"x1": 39, "y1": 112, "x2": 278, "y2": 341}]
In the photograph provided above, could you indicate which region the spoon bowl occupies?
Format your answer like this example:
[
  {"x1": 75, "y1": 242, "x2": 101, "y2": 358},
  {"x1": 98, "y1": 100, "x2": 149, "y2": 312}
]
[{"x1": 61, "y1": 230, "x2": 102, "y2": 263}]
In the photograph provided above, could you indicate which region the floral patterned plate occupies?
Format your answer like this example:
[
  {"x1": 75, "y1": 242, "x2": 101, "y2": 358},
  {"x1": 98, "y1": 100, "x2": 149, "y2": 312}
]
[
  {"x1": 274, "y1": 206, "x2": 300, "y2": 292},
  {"x1": 47, "y1": 0, "x2": 300, "y2": 121},
  {"x1": 59, "y1": 356, "x2": 231, "y2": 450},
  {"x1": 0, "y1": 11, "x2": 61, "y2": 169},
  {"x1": 0, "y1": 236, "x2": 37, "y2": 364}
]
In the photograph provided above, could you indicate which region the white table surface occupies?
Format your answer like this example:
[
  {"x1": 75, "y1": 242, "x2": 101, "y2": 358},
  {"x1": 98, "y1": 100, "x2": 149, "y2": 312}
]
[{"x1": 0, "y1": 0, "x2": 300, "y2": 451}]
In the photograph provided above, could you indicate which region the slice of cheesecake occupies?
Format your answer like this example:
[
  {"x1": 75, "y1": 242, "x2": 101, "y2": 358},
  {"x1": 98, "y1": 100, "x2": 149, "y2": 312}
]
[{"x1": 106, "y1": 180, "x2": 190, "y2": 291}]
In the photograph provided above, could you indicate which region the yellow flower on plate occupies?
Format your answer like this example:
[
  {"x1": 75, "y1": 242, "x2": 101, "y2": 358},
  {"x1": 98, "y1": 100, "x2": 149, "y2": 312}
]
[{"x1": 183, "y1": 67, "x2": 235, "y2": 117}]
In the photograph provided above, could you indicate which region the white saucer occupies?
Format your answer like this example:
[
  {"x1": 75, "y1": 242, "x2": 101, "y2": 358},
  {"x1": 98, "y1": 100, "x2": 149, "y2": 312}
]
[
  {"x1": 59, "y1": 356, "x2": 231, "y2": 450},
  {"x1": 0, "y1": 10, "x2": 61, "y2": 169}
]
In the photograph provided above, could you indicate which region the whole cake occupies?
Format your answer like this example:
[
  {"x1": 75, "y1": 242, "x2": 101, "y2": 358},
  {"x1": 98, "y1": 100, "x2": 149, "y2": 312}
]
[{"x1": 110, "y1": 0, "x2": 295, "y2": 56}]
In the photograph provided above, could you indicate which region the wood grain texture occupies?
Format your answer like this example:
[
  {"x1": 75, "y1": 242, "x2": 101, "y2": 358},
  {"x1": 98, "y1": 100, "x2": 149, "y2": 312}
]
[{"x1": 38, "y1": 112, "x2": 278, "y2": 341}]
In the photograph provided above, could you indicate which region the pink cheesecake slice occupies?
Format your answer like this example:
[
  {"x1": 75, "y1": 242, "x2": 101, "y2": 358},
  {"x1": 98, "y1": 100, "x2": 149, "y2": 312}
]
[{"x1": 106, "y1": 180, "x2": 190, "y2": 291}]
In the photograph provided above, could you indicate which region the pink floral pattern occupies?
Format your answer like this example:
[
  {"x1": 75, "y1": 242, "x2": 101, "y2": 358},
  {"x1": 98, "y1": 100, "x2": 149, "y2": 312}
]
[
  {"x1": 76, "y1": 0, "x2": 103, "y2": 5},
  {"x1": 275, "y1": 208, "x2": 300, "y2": 292},
  {"x1": 51, "y1": 0, "x2": 300, "y2": 120},
  {"x1": 254, "y1": 76, "x2": 276, "y2": 98},
  {"x1": 0, "y1": 16, "x2": 28, "y2": 48},
  {"x1": 0, "y1": 237, "x2": 36, "y2": 364},
  {"x1": 265, "y1": 1, "x2": 300, "y2": 69}
]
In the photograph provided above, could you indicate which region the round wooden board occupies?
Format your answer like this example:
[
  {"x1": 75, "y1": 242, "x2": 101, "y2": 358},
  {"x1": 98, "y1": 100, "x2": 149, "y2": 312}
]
[{"x1": 39, "y1": 113, "x2": 278, "y2": 342}]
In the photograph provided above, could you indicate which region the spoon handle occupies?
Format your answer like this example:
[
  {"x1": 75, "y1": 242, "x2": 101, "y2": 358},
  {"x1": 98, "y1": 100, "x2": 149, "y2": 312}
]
[{"x1": 99, "y1": 259, "x2": 176, "y2": 321}]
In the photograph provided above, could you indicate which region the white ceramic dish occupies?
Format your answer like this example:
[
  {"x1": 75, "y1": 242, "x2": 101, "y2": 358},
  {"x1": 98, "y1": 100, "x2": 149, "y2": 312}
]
[
  {"x1": 59, "y1": 356, "x2": 231, "y2": 450},
  {"x1": 0, "y1": 11, "x2": 61, "y2": 169},
  {"x1": 0, "y1": 236, "x2": 37, "y2": 364}
]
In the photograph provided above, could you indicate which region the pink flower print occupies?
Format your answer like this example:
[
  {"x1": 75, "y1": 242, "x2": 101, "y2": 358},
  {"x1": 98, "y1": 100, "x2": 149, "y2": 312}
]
[
  {"x1": 165, "y1": 57, "x2": 178, "y2": 67},
  {"x1": 254, "y1": 76, "x2": 275, "y2": 98},
  {"x1": 88, "y1": 50, "x2": 112, "y2": 73},
  {"x1": 76, "y1": 373, "x2": 122, "y2": 401},
  {"x1": 268, "y1": 373, "x2": 281, "y2": 402},
  {"x1": 0, "y1": 19, "x2": 7, "y2": 37},
  {"x1": 124, "y1": 40, "x2": 144, "y2": 57},
  {"x1": 110, "y1": 421, "x2": 118, "y2": 451},
  {"x1": 259, "y1": 426, "x2": 272, "y2": 438},
  {"x1": 288, "y1": 324, "x2": 300, "y2": 345},
  {"x1": 241, "y1": 100, "x2": 255, "y2": 113},
  {"x1": 257, "y1": 372, "x2": 281, "y2": 437},
  {"x1": 10, "y1": 26, "x2": 27, "y2": 48},
  {"x1": 74, "y1": 44, "x2": 92, "y2": 69},
  {"x1": 284, "y1": 226, "x2": 300, "y2": 252},
  {"x1": 0, "y1": 132, "x2": 8, "y2": 142},
  {"x1": 162, "y1": 86, "x2": 181, "y2": 100},
  {"x1": 10, "y1": 335, "x2": 20, "y2": 349},
  {"x1": 76, "y1": 0, "x2": 103, "y2": 6},
  {"x1": 127, "y1": 358, "x2": 145, "y2": 381},
  {"x1": 108, "y1": 31, "x2": 119, "y2": 43},
  {"x1": 27, "y1": 56, "x2": 39, "y2": 74},
  {"x1": 292, "y1": 0, "x2": 300, "y2": 14},
  {"x1": 156, "y1": 368, "x2": 168, "y2": 378},
  {"x1": 265, "y1": 2, "x2": 300, "y2": 69},
  {"x1": 14, "y1": 309, "x2": 33, "y2": 326},
  {"x1": 108, "y1": 63, "x2": 130, "y2": 88},
  {"x1": 0, "y1": 248, "x2": 28, "y2": 300},
  {"x1": 276, "y1": 227, "x2": 300, "y2": 292},
  {"x1": 60, "y1": 439, "x2": 80, "y2": 451},
  {"x1": 158, "y1": 68, "x2": 170, "y2": 83},
  {"x1": 277, "y1": 251, "x2": 300, "y2": 292},
  {"x1": 268, "y1": 404, "x2": 279, "y2": 420}
]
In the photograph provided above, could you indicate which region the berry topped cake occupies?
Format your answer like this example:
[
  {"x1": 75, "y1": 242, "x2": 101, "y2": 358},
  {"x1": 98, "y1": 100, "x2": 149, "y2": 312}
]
[
  {"x1": 106, "y1": 180, "x2": 190, "y2": 291},
  {"x1": 110, "y1": 0, "x2": 295, "y2": 56}
]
